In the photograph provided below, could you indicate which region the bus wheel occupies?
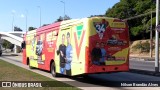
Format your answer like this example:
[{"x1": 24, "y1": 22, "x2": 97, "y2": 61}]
[{"x1": 51, "y1": 62, "x2": 59, "y2": 77}]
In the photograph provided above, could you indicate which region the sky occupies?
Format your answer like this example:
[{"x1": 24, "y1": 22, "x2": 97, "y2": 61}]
[{"x1": 0, "y1": 0, "x2": 120, "y2": 32}]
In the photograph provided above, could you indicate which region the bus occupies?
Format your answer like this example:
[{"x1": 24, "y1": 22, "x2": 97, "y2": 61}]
[{"x1": 21, "y1": 17, "x2": 129, "y2": 77}]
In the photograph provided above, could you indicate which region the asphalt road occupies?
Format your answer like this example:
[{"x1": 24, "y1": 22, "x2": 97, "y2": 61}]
[
  {"x1": 0, "y1": 53, "x2": 160, "y2": 90},
  {"x1": 130, "y1": 58, "x2": 160, "y2": 72}
]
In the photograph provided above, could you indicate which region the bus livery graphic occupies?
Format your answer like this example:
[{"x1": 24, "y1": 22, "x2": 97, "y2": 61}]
[{"x1": 22, "y1": 17, "x2": 129, "y2": 77}]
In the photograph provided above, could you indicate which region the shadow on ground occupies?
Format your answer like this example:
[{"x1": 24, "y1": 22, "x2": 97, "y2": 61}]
[{"x1": 130, "y1": 69, "x2": 160, "y2": 77}]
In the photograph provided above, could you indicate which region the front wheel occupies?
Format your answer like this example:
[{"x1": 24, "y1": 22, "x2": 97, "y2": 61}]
[{"x1": 51, "y1": 62, "x2": 59, "y2": 77}]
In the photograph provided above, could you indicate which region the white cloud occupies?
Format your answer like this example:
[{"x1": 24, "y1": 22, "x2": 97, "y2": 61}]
[
  {"x1": 12, "y1": 10, "x2": 16, "y2": 13},
  {"x1": 20, "y1": 14, "x2": 25, "y2": 18}
]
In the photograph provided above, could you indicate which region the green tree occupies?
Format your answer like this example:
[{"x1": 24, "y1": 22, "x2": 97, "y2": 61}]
[
  {"x1": 54, "y1": 15, "x2": 71, "y2": 22},
  {"x1": 64, "y1": 15, "x2": 71, "y2": 20},
  {"x1": 42, "y1": 24, "x2": 49, "y2": 27},
  {"x1": 55, "y1": 16, "x2": 63, "y2": 22},
  {"x1": 2, "y1": 40, "x2": 12, "y2": 49},
  {"x1": 105, "y1": 0, "x2": 156, "y2": 41},
  {"x1": 14, "y1": 26, "x2": 23, "y2": 31},
  {"x1": 28, "y1": 27, "x2": 37, "y2": 31}
]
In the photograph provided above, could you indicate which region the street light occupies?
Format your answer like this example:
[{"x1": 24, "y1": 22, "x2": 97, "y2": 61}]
[
  {"x1": 11, "y1": 10, "x2": 15, "y2": 32},
  {"x1": 25, "y1": 9, "x2": 28, "y2": 32},
  {"x1": 155, "y1": 0, "x2": 159, "y2": 73},
  {"x1": 150, "y1": 10, "x2": 153, "y2": 58},
  {"x1": 60, "y1": 1, "x2": 65, "y2": 20},
  {"x1": 37, "y1": 6, "x2": 41, "y2": 27}
]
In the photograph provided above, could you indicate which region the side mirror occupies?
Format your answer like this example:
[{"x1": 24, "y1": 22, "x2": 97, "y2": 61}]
[{"x1": 21, "y1": 41, "x2": 26, "y2": 49}]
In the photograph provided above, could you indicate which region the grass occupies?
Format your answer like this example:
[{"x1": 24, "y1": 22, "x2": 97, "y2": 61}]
[{"x1": 0, "y1": 60, "x2": 80, "y2": 90}]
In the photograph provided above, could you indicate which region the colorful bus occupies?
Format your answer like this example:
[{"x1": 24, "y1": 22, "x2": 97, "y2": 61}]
[{"x1": 22, "y1": 17, "x2": 129, "y2": 77}]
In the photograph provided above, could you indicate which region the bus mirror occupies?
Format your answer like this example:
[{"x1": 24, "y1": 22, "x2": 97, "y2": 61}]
[
  {"x1": 21, "y1": 41, "x2": 26, "y2": 49},
  {"x1": 54, "y1": 32, "x2": 58, "y2": 36}
]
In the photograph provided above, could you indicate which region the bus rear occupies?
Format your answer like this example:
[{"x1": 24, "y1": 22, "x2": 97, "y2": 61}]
[{"x1": 86, "y1": 17, "x2": 129, "y2": 74}]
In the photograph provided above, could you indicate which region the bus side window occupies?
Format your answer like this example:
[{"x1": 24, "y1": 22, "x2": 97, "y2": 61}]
[{"x1": 21, "y1": 41, "x2": 26, "y2": 49}]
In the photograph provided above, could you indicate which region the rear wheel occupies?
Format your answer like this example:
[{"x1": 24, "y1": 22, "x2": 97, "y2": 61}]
[
  {"x1": 0, "y1": 51, "x2": 2, "y2": 56},
  {"x1": 51, "y1": 62, "x2": 59, "y2": 77},
  {"x1": 27, "y1": 58, "x2": 29, "y2": 65}
]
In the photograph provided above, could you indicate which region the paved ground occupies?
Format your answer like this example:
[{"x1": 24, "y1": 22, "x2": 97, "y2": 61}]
[
  {"x1": 0, "y1": 53, "x2": 160, "y2": 90},
  {"x1": 130, "y1": 58, "x2": 160, "y2": 72}
]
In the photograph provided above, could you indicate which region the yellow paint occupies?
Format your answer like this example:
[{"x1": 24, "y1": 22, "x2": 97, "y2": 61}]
[
  {"x1": 47, "y1": 48, "x2": 54, "y2": 52},
  {"x1": 26, "y1": 30, "x2": 38, "y2": 68},
  {"x1": 30, "y1": 59, "x2": 38, "y2": 67},
  {"x1": 42, "y1": 54, "x2": 45, "y2": 61},
  {"x1": 105, "y1": 48, "x2": 129, "y2": 65},
  {"x1": 40, "y1": 33, "x2": 45, "y2": 41},
  {"x1": 110, "y1": 22, "x2": 126, "y2": 28},
  {"x1": 46, "y1": 31, "x2": 57, "y2": 41},
  {"x1": 105, "y1": 61, "x2": 126, "y2": 65}
]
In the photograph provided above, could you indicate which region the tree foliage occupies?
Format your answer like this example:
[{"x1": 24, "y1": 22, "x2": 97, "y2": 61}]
[
  {"x1": 28, "y1": 27, "x2": 37, "y2": 31},
  {"x1": 54, "y1": 15, "x2": 71, "y2": 22},
  {"x1": 105, "y1": 0, "x2": 156, "y2": 41},
  {"x1": 2, "y1": 40, "x2": 12, "y2": 49},
  {"x1": 14, "y1": 26, "x2": 23, "y2": 31},
  {"x1": 42, "y1": 24, "x2": 50, "y2": 27}
]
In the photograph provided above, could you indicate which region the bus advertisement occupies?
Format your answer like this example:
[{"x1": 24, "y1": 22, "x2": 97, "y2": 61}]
[{"x1": 22, "y1": 17, "x2": 129, "y2": 77}]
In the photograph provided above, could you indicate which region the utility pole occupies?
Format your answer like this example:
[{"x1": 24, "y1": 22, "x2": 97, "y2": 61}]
[
  {"x1": 12, "y1": 11, "x2": 15, "y2": 32},
  {"x1": 150, "y1": 10, "x2": 153, "y2": 58},
  {"x1": 37, "y1": 6, "x2": 41, "y2": 27},
  {"x1": 155, "y1": 0, "x2": 159, "y2": 73},
  {"x1": 60, "y1": 1, "x2": 65, "y2": 20},
  {"x1": 25, "y1": 10, "x2": 28, "y2": 32}
]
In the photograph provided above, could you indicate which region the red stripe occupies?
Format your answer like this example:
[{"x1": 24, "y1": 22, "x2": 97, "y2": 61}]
[{"x1": 74, "y1": 31, "x2": 85, "y2": 59}]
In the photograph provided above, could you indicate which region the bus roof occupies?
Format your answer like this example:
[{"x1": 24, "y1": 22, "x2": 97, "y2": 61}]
[{"x1": 26, "y1": 17, "x2": 125, "y2": 34}]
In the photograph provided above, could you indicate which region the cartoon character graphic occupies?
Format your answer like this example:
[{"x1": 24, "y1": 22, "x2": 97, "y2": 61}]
[
  {"x1": 94, "y1": 19, "x2": 108, "y2": 39},
  {"x1": 31, "y1": 35, "x2": 36, "y2": 52},
  {"x1": 36, "y1": 40, "x2": 43, "y2": 56},
  {"x1": 36, "y1": 35, "x2": 45, "y2": 64}
]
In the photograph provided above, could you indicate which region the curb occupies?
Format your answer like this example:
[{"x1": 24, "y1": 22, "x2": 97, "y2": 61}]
[
  {"x1": 130, "y1": 57, "x2": 155, "y2": 61},
  {"x1": 11, "y1": 54, "x2": 19, "y2": 56},
  {"x1": 130, "y1": 69, "x2": 160, "y2": 77}
]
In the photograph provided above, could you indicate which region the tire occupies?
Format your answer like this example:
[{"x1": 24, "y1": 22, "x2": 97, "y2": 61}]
[
  {"x1": 51, "y1": 62, "x2": 59, "y2": 77},
  {"x1": 0, "y1": 51, "x2": 2, "y2": 56}
]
